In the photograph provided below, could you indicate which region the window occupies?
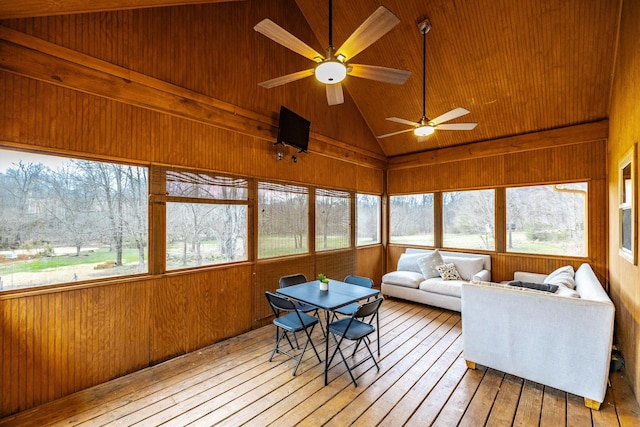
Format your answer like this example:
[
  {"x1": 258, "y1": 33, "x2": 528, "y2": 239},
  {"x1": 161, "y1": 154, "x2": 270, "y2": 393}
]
[
  {"x1": 165, "y1": 171, "x2": 248, "y2": 270},
  {"x1": 443, "y1": 190, "x2": 495, "y2": 250},
  {"x1": 316, "y1": 189, "x2": 350, "y2": 251},
  {"x1": 258, "y1": 182, "x2": 308, "y2": 258},
  {"x1": 619, "y1": 146, "x2": 636, "y2": 263},
  {"x1": 356, "y1": 193, "x2": 381, "y2": 246},
  {"x1": 389, "y1": 194, "x2": 434, "y2": 246},
  {"x1": 506, "y1": 183, "x2": 587, "y2": 256},
  {"x1": 0, "y1": 149, "x2": 148, "y2": 290}
]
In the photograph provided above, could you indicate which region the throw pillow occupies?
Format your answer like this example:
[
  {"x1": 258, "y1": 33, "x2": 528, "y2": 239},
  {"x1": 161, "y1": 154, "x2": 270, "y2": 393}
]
[
  {"x1": 417, "y1": 250, "x2": 444, "y2": 279},
  {"x1": 381, "y1": 271, "x2": 425, "y2": 289},
  {"x1": 555, "y1": 285, "x2": 581, "y2": 298},
  {"x1": 396, "y1": 253, "x2": 427, "y2": 273},
  {"x1": 507, "y1": 280, "x2": 559, "y2": 293},
  {"x1": 544, "y1": 265, "x2": 576, "y2": 289},
  {"x1": 442, "y1": 256, "x2": 484, "y2": 281},
  {"x1": 435, "y1": 263, "x2": 462, "y2": 280}
]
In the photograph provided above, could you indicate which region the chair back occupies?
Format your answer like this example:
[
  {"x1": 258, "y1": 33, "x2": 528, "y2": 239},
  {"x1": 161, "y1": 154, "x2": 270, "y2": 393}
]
[
  {"x1": 265, "y1": 291, "x2": 296, "y2": 316},
  {"x1": 279, "y1": 274, "x2": 308, "y2": 288},
  {"x1": 354, "y1": 297, "x2": 383, "y2": 319},
  {"x1": 344, "y1": 275, "x2": 374, "y2": 288}
]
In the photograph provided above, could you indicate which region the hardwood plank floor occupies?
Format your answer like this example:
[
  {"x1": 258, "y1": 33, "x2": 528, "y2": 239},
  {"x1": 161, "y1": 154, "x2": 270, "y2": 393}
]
[{"x1": 0, "y1": 299, "x2": 638, "y2": 426}]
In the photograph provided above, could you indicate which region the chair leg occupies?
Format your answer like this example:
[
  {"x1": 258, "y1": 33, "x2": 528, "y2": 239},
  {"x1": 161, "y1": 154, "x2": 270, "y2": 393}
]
[
  {"x1": 327, "y1": 333, "x2": 359, "y2": 386},
  {"x1": 376, "y1": 314, "x2": 380, "y2": 356},
  {"x1": 292, "y1": 331, "x2": 300, "y2": 349},
  {"x1": 292, "y1": 324, "x2": 322, "y2": 376},
  {"x1": 292, "y1": 337, "x2": 309, "y2": 376},
  {"x1": 270, "y1": 329, "x2": 287, "y2": 361},
  {"x1": 303, "y1": 324, "x2": 322, "y2": 362},
  {"x1": 352, "y1": 339, "x2": 362, "y2": 357},
  {"x1": 361, "y1": 339, "x2": 380, "y2": 372}
]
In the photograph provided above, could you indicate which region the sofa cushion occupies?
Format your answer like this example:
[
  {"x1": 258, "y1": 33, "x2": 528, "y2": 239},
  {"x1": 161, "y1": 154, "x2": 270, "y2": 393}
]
[
  {"x1": 544, "y1": 265, "x2": 576, "y2": 290},
  {"x1": 417, "y1": 249, "x2": 444, "y2": 279},
  {"x1": 435, "y1": 263, "x2": 462, "y2": 280},
  {"x1": 442, "y1": 256, "x2": 484, "y2": 281},
  {"x1": 382, "y1": 271, "x2": 424, "y2": 289},
  {"x1": 396, "y1": 252, "x2": 427, "y2": 273},
  {"x1": 507, "y1": 280, "x2": 559, "y2": 293},
  {"x1": 420, "y1": 278, "x2": 465, "y2": 297}
]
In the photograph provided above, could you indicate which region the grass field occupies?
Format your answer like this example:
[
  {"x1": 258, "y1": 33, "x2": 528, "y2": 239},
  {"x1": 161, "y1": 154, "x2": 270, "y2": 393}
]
[
  {"x1": 0, "y1": 231, "x2": 585, "y2": 290},
  {"x1": 0, "y1": 247, "x2": 142, "y2": 275}
]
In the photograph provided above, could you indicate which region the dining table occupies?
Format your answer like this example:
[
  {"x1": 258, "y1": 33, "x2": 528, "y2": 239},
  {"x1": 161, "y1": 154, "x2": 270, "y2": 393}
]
[{"x1": 277, "y1": 278, "x2": 379, "y2": 385}]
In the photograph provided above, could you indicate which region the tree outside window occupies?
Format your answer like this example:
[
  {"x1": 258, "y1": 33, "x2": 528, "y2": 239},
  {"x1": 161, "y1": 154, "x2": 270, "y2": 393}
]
[
  {"x1": 506, "y1": 183, "x2": 587, "y2": 256},
  {"x1": 389, "y1": 194, "x2": 434, "y2": 246},
  {"x1": 442, "y1": 190, "x2": 495, "y2": 250},
  {"x1": 258, "y1": 183, "x2": 308, "y2": 258},
  {"x1": 356, "y1": 194, "x2": 380, "y2": 246},
  {"x1": 165, "y1": 171, "x2": 248, "y2": 270},
  {"x1": 316, "y1": 189, "x2": 350, "y2": 251},
  {"x1": 0, "y1": 149, "x2": 148, "y2": 290}
]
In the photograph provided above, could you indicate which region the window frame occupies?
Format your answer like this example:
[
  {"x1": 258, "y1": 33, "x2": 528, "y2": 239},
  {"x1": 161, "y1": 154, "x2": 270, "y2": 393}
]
[
  {"x1": 0, "y1": 148, "x2": 150, "y2": 291},
  {"x1": 389, "y1": 193, "x2": 436, "y2": 247},
  {"x1": 355, "y1": 193, "x2": 382, "y2": 247},
  {"x1": 505, "y1": 182, "x2": 588, "y2": 258},
  {"x1": 257, "y1": 181, "x2": 310, "y2": 259},
  {"x1": 164, "y1": 169, "x2": 250, "y2": 272},
  {"x1": 442, "y1": 189, "x2": 496, "y2": 251},
  {"x1": 315, "y1": 188, "x2": 351, "y2": 252},
  {"x1": 619, "y1": 145, "x2": 637, "y2": 264}
]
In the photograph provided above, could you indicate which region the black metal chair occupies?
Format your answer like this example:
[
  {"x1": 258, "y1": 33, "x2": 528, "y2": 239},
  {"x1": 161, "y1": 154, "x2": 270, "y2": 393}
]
[
  {"x1": 326, "y1": 297, "x2": 383, "y2": 386},
  {"x1": 265, "y1": 291, "x2": 322, "y2": 376},
  {"x1": 332, "y1": 275, "x2": 375, "y2": 320},
  {"x1": 279, "y1": 273, "x2": 325, "y2": 335}
]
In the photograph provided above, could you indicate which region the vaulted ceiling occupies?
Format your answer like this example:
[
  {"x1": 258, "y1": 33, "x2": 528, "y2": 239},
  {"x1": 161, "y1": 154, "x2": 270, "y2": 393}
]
[{"x1": 0, "y1": 0, "x2": 622, "y2": 158}]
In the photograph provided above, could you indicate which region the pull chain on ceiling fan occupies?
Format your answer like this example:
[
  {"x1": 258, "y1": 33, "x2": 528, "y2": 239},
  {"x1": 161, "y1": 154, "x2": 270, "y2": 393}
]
[
  {"x1": 377, "y1": 19, "x2": 477, "y2": 140},
  {"x1": 254, "y1": 0, "x2": 411, "y2": 106}
]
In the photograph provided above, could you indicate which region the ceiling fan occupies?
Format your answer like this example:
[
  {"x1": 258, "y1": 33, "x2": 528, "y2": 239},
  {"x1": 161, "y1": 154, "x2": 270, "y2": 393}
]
[
  {"x1": 254, "y1": 0, "x2": 410, "y2": 106},
  {"x1": 377, "y1": 20, "x2": 477, "y2": 140}
]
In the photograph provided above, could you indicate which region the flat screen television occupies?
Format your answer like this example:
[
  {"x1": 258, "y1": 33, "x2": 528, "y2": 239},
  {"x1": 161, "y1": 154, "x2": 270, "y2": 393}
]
[{"x1": 276, "y1": 106, "x2": 310, "y2": 153}]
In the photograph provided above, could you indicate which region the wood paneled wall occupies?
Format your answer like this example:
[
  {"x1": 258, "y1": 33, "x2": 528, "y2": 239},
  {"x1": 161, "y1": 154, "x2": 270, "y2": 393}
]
[
  {"x1": 387, "y1": 123, "x2": 608, "y2": 284},
  {"x1": 607, "y1": 0, "x2": 640, "y2": 407},
  {"x1": 0, "y1": 1, "x2": 385, "y2": 418}
]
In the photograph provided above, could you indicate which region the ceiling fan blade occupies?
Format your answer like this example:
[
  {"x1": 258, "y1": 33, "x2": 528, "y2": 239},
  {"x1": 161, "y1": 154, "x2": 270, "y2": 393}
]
[
  {"x1": 436, "y1": 123, "x2": 478, "y2": 130},
  {"x1": 348, "y1": 64, "x2": 410, "y2": 85},
  {"x1": 326, "y1": 83, "x2": 344, "y2": 105},
  {"x1": 335, "y1": 6, "x2": 400, "y2": 61},
  {"x1": 258, "y1": 69, "x2": 314, "y2": 89},
  {"x1": 254, "y1": 19, "x2": 324, "y2": 62},
  {"x1": 376, "y1": 128, "x2": 415, "y2": 139},
  {"x1": 386, "y1": 117, "x2": 419, "y2": 127},
  {"x1": 431, "y1": 107, "x2": 471, "y2": 125}
]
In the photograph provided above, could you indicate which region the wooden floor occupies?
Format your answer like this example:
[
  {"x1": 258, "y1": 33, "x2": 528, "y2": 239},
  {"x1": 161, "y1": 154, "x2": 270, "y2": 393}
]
[{"x1": 1, "y1": 299, "x2": 639, "y2": 426}]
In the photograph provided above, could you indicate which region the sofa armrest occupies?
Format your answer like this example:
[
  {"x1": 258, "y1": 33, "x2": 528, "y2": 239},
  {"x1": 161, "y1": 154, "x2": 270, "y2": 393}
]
[
  {"x1": 513, "y1": 271, "x2": 547, "y2": 283},
  {"x1": 472, "y1": 269, "x2": 491, "y2": 282}
]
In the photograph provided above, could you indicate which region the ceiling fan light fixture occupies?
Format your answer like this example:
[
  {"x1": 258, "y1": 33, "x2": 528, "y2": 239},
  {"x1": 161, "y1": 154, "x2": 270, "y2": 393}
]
[
  {"x1": 315, "y1": 60, "x2": 347, "y2": 84},
  {"x1": 414, "y1": 124, "x2": 435, "y2": 137}
]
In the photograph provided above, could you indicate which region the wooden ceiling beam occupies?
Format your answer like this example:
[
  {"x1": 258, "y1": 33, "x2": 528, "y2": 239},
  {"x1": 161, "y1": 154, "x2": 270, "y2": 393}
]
[
  {"x1": 0, "y1": 25, "x2": 386, "y2": 169},
  {"x1": 388, "y1": 120, "x2": 610, "y2": 170},
  {"x1": 0, "y1": 0, "x2": 244, "y2": 20}
]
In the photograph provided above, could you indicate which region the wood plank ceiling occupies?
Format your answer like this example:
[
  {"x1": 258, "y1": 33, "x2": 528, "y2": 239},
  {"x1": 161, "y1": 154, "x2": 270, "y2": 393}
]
[{"x1": 0, "y1": 0, "x2": 622, "y2": 158}]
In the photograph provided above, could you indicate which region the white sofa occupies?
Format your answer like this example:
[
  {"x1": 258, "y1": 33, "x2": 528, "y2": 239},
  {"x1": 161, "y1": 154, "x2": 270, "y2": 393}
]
[
  {"x1": 461, "y1": 263, "x2": 614, "y2": 409},
  {"x1": 381, "y1": 248, "x2": 491, "y2": 312}
]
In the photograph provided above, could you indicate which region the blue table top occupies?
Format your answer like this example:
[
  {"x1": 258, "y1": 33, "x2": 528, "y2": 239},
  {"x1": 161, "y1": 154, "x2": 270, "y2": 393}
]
[{"x1": 276, "y1": 279, "x2": 379, "y2": 311}]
